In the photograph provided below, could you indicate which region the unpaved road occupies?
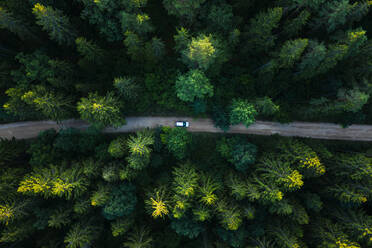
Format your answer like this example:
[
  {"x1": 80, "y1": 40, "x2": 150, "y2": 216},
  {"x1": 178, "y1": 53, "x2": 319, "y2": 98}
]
[{"x1": 1, "y1": 117, "x2": 372, "y2": 141}]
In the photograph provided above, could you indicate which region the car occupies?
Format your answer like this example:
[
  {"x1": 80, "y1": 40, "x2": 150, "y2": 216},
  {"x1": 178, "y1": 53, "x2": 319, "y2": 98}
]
[{"x1": 175, "y1": 121, "x2": 189, "y2": 127}]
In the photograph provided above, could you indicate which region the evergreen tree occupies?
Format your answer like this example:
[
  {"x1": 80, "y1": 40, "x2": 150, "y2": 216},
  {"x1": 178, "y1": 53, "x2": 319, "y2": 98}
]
[
  {"x1": 175, "y1": 69, "x2": 213, "y2": 102},
  {"x1": 64, "y1": 223, "x2": 97, "y2": 248},
  {"x1": 126, "y1": 129, "x2": 154, "y2": 170},
  {"x1": 172, "y1": 163, "x2": 199, "y2": 197},
  {"x1": 77, "y1": 92, "x2": 126, "y2": 128},
  {"x1": 161, "y1": 127, "x2": 192, "y2": 160},
  {"x1": 32, "y1": 3, "x2": 76, "y2": 45},
  {"x1": 278, "y1": 39, "x2": 308, "y2": 69},
  {"x1": 123, "y1": 226, "x2": 153, "y2": 248},
  {"x1": 75, "y1": 37, "x2": 105, "y2": 63},
  {"x1": 114, "y1": 77, "x2": 140, "y2": 100},
  {"x1": 0, "y1": 7, "x2": 33, "y2": 40},
  {"x1": 163, "y1": 0, "x2": 206, "y2": 21},
  {"x1": 229, "y1": 99, "x2": 257, "y2": 127},
  {"x1": 245, "y1": 7, "x2": 283, "y2": 53}
]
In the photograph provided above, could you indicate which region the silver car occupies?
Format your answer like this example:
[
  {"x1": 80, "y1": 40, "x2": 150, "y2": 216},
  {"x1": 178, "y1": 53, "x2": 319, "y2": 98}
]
[{"x1": 175, "y1": 121, "x2": 189, "y2": 127}]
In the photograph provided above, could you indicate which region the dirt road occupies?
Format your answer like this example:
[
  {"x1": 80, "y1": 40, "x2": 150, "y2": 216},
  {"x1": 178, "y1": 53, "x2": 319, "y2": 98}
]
[{"x1": 1, "y1": 117, "x2": 372, "y2": 141}]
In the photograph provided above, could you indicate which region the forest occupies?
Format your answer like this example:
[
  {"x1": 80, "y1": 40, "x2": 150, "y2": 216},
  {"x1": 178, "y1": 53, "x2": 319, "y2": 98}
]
[
  {"x1": 0, "y1": 128, "x2": 372, "y2": 248},
  {"x1": 0, "y1": 0, "x2": 372, "y2": 247}
]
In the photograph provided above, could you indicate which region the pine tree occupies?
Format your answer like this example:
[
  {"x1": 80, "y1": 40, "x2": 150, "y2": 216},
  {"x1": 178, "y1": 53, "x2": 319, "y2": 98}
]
[
  {"x1": 172, "y1": 163, "x2": 199, "y2": 197},
  {"x1": 246, "y1": 7, "x2": 283, "y2": 53},
  {"x1": 114, "y1": 77, "x2": 140, "y2": 100},
  {"x1": 146, "y1": 188, "x2": 169, "y2": 219},
  {"x1": 278, "y1": 39, "x2": 308, "y2": 69},
  {"x1": 175, "y1": 69, "x2": 213, "y2": 102},
  {"x1": 162, "y1": 127, "x2": 192, "y2": 160},
  {"x1": 108, "y1": 136, "x2": 126, "y2": 158},
  {"x1": 48, "y1": 208, "x2": 71, "y2": 228},
  {"x1": 32, "y1": 3, "x2": 76, "y2": 45},
  {"x1": 111, "y1": 217, "x2": 134, "y2": 237},
  {"x1": 123, "y1": 226, "x2": 153, "y2": 248},
  {"x1": 229, "y1": 99, "x2": 257, "y2": 127},
  {"x1": 126, "y1": 129, "x2": 154, "y2": 170},
  {"x1": 77, "y1": 92, "x2": 126, "y2": 128},
  {"x1": 102, "y1": 183, "x2": 137, "y2": 220},
  {"x1": 257, "y1": 156, "x2": 304, "y2": 191},
  {"x1": 20, "y1": 85, "x2": 73, "y2": 121},
  {"x1": 184, "y1": 34, "x2": 216, "y2": 70},
  {"x1": 75, "y1": 37, "x2": 105, "y2": 63},
  {"x1": 121, "y1": 11, "x2": 154, "y2": 35},
  {"x1": 163, "y1": 0, "x2": 207, "y2": 21},
  {"x1": 174, "y1": 27, "x2": 190, "y2": 52},
  {"x1": 0, "y1": 7, "x2": 33, "y2": 40},
  {"x1": 124, "y1": 31, "x2": 144, "y2": 61},
  {"x1": 198, "y1": 173, "x2": 221, "y2": 206},
  {"x1": 90, "y1": 185, "x2": 110, "y2": 207},
  {"x1": 64, "y1": 223, "x2": 96, "y2": 248},
  {"x1": 283, "y1": 10, "x2": 310, "y2": 38}
]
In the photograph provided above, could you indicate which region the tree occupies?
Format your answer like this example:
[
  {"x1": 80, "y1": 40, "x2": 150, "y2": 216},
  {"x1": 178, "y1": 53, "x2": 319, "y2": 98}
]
[
  {"x1": 126, "y1": 129, "x2": 154, "y2": 170},
  {"x1": 257, "y1": 156, "x2": 304, "y2": 192},
  {"x1": 199, "y1": 173, "x2": 221, "y2": 206},
  {"x1": 77, "y1": 92, "x2": 126, "y2": 128},
  {"x1": 102, "y1": 183, "x2": 137, "y2": 220},
  {"x1": 75, "y1": 37, "x2": 105, "y2": 63},
  {"x1": 246, "y1": 7, "x2": 282, "y2": 52},
  {"x1": 17, "y1": 165, "x2": 88, "y2": 200},
  {"x1": 174, "y1": 27, "x2": 190, "y2": 52},
  {"x1": 175, "y1": 69, "x2": 213, "y2": 102},
  {"x1": 123, "y1": 226, "x2": 153, "y2": 248},
  {"x1": 114, "y1": 77, "x2": 140, "y2": 100},
  {"x1": 184, "y1": 34, "x2": 216, "y2": 70},
  {"x1": 162, "y1": 127, "x2": 192, "y2": 160},
  {"x1": 283, "y1": 10, "x2": 310, "y2": 38},
  {"x1": 48, "y1": 208, "x2": 71, "y2": 228},
  {"x1": 218, "y1": 137, "x2": 258, "y2": 172},
  {"x1": 229, "y1": 99, "x2": 257, "y2": 127},
  {"x1": 163, "y1": 0, "x2": 207, "y2": 21},
  {"x1": 90, "y1": 185, "x2": 110, "y2": 207},
  {"x1": 254, "y1": 97, "x2": 280, "y2": 117},
  {"x1": 211, "y1": 105, "x2": 230, "y2": 132},
  {"x1": 20, "y1": 85, "x2": 73, "y2": 121},
  {"x1": 146, "y1": 188, "x2": 169, "y2": 219},
  {"x1": 172, "y1": 163, "x2": 199, "y2": 197},
  {"x1": 312, "y1": 0, "x2": 355, "y2": 33},
  {"x1": 278, "y1": 39, "x2": 308, "y2": 69},
  {"x1": 64, "y1": 223, "x2": 96, "y2": 248},
  {"x1": 32, "y1": 3, "x2": 76, "y2": 45},
  {"x1": 170, "y1": 214, "x2": 205, "y2": 238},
  {"x1": 0, "y1": 7, "x2": 33, "y2": 40},
  {"x1": 111, "y1": 217, "x2": 134, "y2": 237},
  {"x1": 121, "y1": 12, "x2": 154, "y2": 35},
  {"x1": 108, "y1": 136, "x2": 126, "y2": 158},
  {"x1": 216, "y1": 201, "x2": 243, "y2": 231},
  {"x1": 207, "y1": 4, "x2": 234, "y2": 33}
]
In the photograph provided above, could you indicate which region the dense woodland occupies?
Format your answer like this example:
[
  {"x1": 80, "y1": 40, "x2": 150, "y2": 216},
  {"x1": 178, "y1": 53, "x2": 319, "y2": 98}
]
[
  {"x1": 0, "y1": 0, "x2": 371, "y2": 127},
  {"x1": 1, "y1": 0, "x2": 372, "y2": 248},
  {"x1": 0, "y1": 128, "x2": 372, "y2": 248}
]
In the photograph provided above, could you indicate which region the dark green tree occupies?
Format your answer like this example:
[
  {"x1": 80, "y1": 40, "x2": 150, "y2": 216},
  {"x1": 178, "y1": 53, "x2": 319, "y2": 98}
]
[
  {"x1": 175, "y1": 69, "x2": 213, "y2": 102},
  {"x1": 32, "y1": 3, "x2": 76, "y2": 45}
]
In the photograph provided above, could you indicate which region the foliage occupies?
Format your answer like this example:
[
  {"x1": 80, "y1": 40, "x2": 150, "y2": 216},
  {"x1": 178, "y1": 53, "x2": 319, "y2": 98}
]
[
  {"x1": 229, "y1": 99, "x2": 257, "y2": 127},
  {"x1": 123, "y1": 226, "x2": 153, "y2": 248},
  {"x1": 102, "y1": 183, "x2": 137, "y2": 220},
  {"x1": 175, "y1": 69, "x2": 213, "y2": 102},
  {"x1": 161, "y1": 127, "x2": 192, "y2": 160},
  {"x1": 77, "y1": 92, "x2": 126, "y2": 128},
  {"x1": 32, "y1": 3, "x2": 76, "y2": 45},
  {"x1": 170, "y1": 214, "x2": 205, "y2": 239}
]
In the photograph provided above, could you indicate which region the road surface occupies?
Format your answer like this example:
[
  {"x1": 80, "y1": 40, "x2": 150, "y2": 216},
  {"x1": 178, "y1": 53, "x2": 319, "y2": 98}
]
[{"x1": 1, "y1": 117, "x2": 372, "y2": 141}]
